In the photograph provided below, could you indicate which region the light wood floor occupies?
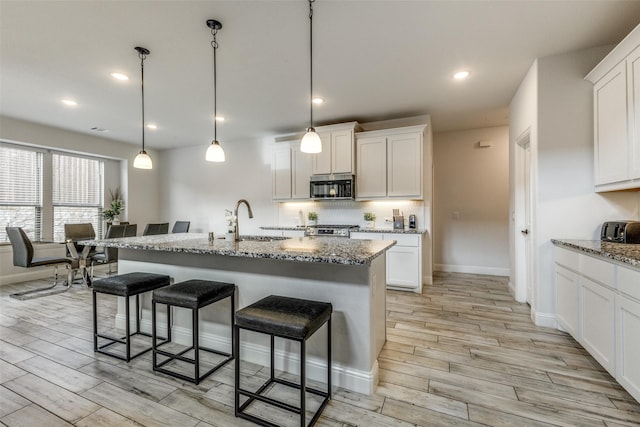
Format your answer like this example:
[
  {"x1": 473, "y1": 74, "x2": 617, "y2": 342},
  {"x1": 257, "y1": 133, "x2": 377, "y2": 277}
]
[{"x1": 1, "y1": 272, "x2": 639, "y2": 426}]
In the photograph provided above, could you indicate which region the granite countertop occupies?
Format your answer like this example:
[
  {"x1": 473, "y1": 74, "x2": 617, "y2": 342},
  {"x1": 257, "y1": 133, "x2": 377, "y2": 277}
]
[
  {"x1": 80, "y1": 233, "x2": 396, "y2": 266},
  {"x1": 260, "y1": 226, "x2": 426, "y2": 235},
  {"x1": 551, "y1": 239, "x2": 640, "y2": 268}
]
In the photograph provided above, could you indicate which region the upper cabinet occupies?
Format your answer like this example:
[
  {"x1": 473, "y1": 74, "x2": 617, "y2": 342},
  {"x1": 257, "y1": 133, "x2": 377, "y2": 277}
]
[
  {"x1": 312, "y1": 122, "x2": 360, "y2": 175},
  {"x1": 586, "y1": 23, "x2": 640, "y2": 191},
  {"x1": 356, "y1": 125, "x2": 430, "y2": 200},
  {"x1": 271, "y1": 142, "x2": 314, "y2": 201}
]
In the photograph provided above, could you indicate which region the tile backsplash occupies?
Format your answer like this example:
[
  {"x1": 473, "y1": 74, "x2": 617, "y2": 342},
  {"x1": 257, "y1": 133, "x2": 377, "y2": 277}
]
[{"x1": 277, "y1": 200, "x2": 428, "y2": 230}]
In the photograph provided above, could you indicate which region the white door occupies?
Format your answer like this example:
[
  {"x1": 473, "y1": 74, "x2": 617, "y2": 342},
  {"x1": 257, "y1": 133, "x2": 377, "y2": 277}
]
[
  {"x1": 514, "y1": 130, "x2": 532, "y2": 305},
  {"x1": 523, "y1": 142, "x2": 532, "y2": 305}
]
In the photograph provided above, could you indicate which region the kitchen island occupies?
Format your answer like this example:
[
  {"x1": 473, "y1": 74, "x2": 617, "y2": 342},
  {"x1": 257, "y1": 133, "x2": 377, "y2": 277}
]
[{"x1": 82, "y1": 233, "x2": 395, "y2": 394}]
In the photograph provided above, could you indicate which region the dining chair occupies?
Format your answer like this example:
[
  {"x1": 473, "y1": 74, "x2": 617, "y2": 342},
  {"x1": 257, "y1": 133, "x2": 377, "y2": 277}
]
[
  {"x1": 143, "y1": 223, "x2": 169, "y2": 236},
  {"x1": 5, "y1": 227, "x2": 73, "y2": 300},
  {"x1": 171, "y1": 221, "x2": 190, "y2": 233},
  {"x1": 124, "y1": 223, "x2": 138, "y2": 237},
  {"x1": 91, "y1": 224, "x2": 126, "y2": 277}
]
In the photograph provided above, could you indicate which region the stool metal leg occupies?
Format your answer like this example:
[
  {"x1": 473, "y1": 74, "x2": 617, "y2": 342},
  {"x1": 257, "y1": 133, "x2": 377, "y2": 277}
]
[
  {"x1": 152, "y1": 300, "x2": 157, "y2": 368},
  {"x1": 234, "y1": 324, "x2": 240, "y2": 417},
  {"x1": 125, "y1": 295, "x2": 131, "y2": 361},
  {"x1": 135, "y1": 294, "x2": 141, "y2": 334},
  {"x1": 300, "y1": 339, "x2": 306, "y2": 427},
  {"x1": 92, "y1": 291, "x2": 98, "y2": 351},
  {"x1": 193, "y1": 306, "x2": 199, "y2": 383}
]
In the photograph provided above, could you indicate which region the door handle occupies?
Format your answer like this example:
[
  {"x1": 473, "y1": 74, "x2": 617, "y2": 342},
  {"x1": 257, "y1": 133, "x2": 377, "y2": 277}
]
[{"x1": 521, "y1": 229, "x2": 529, "y2": 235}]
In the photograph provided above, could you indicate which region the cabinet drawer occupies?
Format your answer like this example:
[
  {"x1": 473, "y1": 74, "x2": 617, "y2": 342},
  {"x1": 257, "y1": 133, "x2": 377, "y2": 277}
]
[
  {"x1": 554, "y1": 247, "x2": 579, "y2": 270},
  {"x1": 350, "y1": 232, "x2": 383, "y2": 240},
  {"x1": 618, "y1": 266, "x2": 640, "y2": 301},
  {"x1": 383, "y1": 233, "x2": 420, "y2": 247},
  {"x1": 579, "y1": 254, "x2": 615, "y2": 287}
]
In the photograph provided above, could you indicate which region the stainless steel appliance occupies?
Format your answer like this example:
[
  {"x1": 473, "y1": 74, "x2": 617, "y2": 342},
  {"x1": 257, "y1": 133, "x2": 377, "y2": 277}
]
[
  {"x1": 408, "y1": 214, "x2": 416, "y2": 229},
  {"x1": 305, "y1": 224, "x2": 359, "y2": 238},
  {"x1": 601, "y1": 221, "x2": 640, "y2": 243},
  {"x1": 310, "y1": 174, "x2": 355, "y2": 200}
]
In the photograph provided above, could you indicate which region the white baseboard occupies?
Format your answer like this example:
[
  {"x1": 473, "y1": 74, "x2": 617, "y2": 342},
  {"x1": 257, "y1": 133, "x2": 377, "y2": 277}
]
[
  {"x1": 435, "y1": 264, "x2": 510, "y2": 277},
  {"x1": 533, "y1": 311, "x2": 557, "y2": 328},
  {"x1": 0, "y1": 269, "x2": 57, "y2": 286},
  {"x1": 114, "y1": 315, "x2": 378, "y2": 395}
]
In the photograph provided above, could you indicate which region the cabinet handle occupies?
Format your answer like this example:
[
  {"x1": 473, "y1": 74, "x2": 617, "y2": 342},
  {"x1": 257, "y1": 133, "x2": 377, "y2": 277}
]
[{"x1": 521, "y1": 229, "x2": 529, "y2": 235}]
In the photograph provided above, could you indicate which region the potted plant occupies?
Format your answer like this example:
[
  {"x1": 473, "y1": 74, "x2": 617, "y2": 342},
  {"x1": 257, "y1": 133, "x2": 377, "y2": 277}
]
[
  {"x1": 364, "y1": 212, "x2": 376, "y2": 229},
  {"x1": 102, "y1": 188, "x2": 124, "y2": 224},
  {"x1": 225, "y1": 209, "x2": 236, "y2": 240},
  {"x1": 308, "y1": 211, "x2": 318, "y2": 226}
]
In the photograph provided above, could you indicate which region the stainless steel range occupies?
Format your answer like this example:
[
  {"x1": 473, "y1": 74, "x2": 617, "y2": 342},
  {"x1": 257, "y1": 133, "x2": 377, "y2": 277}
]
[{"x1": 304, "y1": 224, "x2": 360, "y2": 238}]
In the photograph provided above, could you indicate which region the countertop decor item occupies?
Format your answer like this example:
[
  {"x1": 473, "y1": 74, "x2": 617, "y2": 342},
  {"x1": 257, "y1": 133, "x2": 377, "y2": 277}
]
[
  {"x1": 133, "y1": 47, "x2": 153, "y2": 169},
  {"x1": 300, "y1": 0, "x2": 322, "y2": 154},
  {"x1": 205, "y1": 19, "x2": 226, "y2": 162},
  {"x1": 364, "y1": 212, "x2": 376, "y2": 229},
  {"x1": 308, "y1": 211, "x2": 318, "y2": 226}
]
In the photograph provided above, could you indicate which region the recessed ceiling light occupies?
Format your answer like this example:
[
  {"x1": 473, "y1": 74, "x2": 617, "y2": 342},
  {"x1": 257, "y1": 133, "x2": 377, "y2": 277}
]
[
  {"x1": 110, "y1": 72, "x2": 129, "y2": 81},
  {"x1": 147, "y1": 123, "x2": 157, "y2": 130},
  {"x1": 312, "y1": 97, "x2": 324, "y2": 105},
  {"x1": 453, "y1": 70, "x2": 470, "y2": 80},
  {"x1": 90, "y1": 126, "x2": 109, "y2": 132},
  {"x1": 61, "y1": 99, "x2": 77, "y2": 106},
  {"x1": 215, "y1": 116, "x2": 225, "y2": 122}
]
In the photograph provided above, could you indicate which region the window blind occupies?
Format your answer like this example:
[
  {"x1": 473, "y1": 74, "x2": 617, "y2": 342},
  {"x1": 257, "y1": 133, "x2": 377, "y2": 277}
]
[
  {"x1": 0, "y1": 144, "x2": 42, "y2": 242},
  {"x1": 52, "y1": 153, "x2": 103, "y2": 242}
]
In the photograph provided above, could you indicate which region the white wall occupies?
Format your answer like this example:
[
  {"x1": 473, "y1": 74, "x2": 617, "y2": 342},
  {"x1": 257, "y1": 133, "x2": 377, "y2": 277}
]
[
  {"x1": 509, "y1": 46, "x2": 640, "y2": 326},
  {"x1": 158, "y1": 138, "x2": 277, "y2": 236},
  {"x1": 433, "y1": 126, "x2": 510, "y2": 276}
]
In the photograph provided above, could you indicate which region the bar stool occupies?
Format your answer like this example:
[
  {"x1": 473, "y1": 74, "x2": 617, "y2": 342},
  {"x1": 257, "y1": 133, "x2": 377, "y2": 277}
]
[
  {"x1": 92, "y1": 272, "x2": 171, "y2": 361},
  {"x1": 234, "y1": 295, "x2": 332, "y2": 427},
  {"x1": 152, "y1": 279, "x2": 235, "y2": 384}
]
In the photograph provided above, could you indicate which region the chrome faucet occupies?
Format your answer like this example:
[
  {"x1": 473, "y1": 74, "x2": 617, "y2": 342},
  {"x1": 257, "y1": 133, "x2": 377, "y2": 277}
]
[{"x1": 234, "y1": 199, "x2": 254, "y2": 241}]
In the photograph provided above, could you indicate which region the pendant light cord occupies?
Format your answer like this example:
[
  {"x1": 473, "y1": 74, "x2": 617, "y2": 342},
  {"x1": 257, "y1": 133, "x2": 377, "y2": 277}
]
[
  {"x1": 309, "y1": 0, "x2": 314, "y2": 129},
  {"x1": 139, "y1": 50, "x2": 146, "y2": 152},
  {"x1": 211, "y1": 26, "x2": 219, "y2": 141}
]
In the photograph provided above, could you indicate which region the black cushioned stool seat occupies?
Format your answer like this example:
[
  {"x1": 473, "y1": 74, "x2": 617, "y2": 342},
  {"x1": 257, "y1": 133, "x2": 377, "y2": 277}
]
[
  {"x1": 92, "y1": 272, "x2": 171, "y2": 362},
  {"x1": 234, "y1": 295, "x2": 332, "y2": 427},
  {"x1": 152, "y1": 279, "x2": 236, "y2": 384}
]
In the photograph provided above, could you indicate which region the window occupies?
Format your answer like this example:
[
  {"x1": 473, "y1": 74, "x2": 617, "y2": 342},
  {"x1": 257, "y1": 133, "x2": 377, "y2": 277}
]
[
  {"x1": 52, "y1": 154, "x2": 104, "y2": 242},
  {"x1": 0, "y1": 145, "x2": 42, "y2": 242}
]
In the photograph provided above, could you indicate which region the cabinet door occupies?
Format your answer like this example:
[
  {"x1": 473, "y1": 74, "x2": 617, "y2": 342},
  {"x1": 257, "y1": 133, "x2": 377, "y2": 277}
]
[
  {"x1": 581, "y1": 277, "x2": 616, "y2": 374},
  {"x1": 272, "y1": 149, "x2": 291, "y2": 200},
  {"x1": 356, "y1": 137, "x2": 387, "y2": 198},
  {"x1": 594, "y1": 61, "x2": 629, "y2": 185},
  {"x1": 387, "y1": 132, "x2": 423, "y2": 198},
  {"x1": 616, "y1": 295, "x2": 640, "y2": 402},
  {"x1": 628, "y1": 45, "x2": 640, "y2": 180},
  {"x1": 292, "y1": 147, "x2": 313, "y2": 199},
  {"x1": 312, "y1": 133, "x2": 332, "y2": 175},
  {"x1": 555, "y1": 264, "x2": 579, "y2": 336},
  {"x1": 331, "y1": 129, "x2": 354, "y2": 174},
  {"x1": 282, "y1": 229, "x2": 305, "y2": 238},
  {"x1": 386, "y1": 245, "x2": 420, "y2": 289}
]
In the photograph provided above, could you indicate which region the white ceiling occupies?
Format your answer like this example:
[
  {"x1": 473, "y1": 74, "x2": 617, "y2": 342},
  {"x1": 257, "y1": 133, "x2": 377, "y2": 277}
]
[{"x1": 2, "y1": 1, "x2": 640, "y2": 151}]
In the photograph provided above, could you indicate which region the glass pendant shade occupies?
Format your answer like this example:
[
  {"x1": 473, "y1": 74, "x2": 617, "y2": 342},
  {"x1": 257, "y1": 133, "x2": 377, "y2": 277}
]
[
  {"x1": 206, "y1": 140, "x2": 225, "y2": 162},
  {"x1": 133, "y1": 150, "x2": 153, "y2": 169},
  {"x1": 301, "y1": 128, "x2": 322, "y2": 153}
]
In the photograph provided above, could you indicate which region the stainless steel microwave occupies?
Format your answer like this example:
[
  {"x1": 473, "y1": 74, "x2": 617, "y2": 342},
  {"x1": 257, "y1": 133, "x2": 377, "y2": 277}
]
[{"x1": 310, "y1": 174, "x2": 355, "y2": 200}]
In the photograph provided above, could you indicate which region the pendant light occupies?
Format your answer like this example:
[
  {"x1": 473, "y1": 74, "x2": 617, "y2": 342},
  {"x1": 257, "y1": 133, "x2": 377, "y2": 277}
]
[
  {"x1": 300, "y1": 0, "x2": 322, "y2": 153},
  {"x1": 205, "y1": 19, "x2": 225, "y2": 162},
  {"x1": 133, "y1": 47, "x2": 153, "y2": 169}
]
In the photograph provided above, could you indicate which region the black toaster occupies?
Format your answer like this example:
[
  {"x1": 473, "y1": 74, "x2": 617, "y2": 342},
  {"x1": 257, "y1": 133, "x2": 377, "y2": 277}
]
[{"x1": 601, "y1": 221, "x2": 640, "y2": 243}]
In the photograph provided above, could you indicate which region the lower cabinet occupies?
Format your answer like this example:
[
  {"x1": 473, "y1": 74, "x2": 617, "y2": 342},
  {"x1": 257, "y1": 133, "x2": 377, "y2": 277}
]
[
  {"x1": 616, "y1": 295, "x2": 640, "y2": 402},
  {"x1": 351, "y1": 232, "x2": 423, "y2": 293},
  {"x1": 554, "y1": 246, "x2": 640, "y2": 402},
  {"x1": 555, "y1": 264, "x2": 579, "y2": 336},
  {"x1": 580, "y1": 277, "x2": 615, "y2": 373}
]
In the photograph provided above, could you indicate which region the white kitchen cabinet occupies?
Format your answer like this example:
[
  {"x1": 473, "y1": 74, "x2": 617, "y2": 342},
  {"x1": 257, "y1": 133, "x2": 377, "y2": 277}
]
[
  {"x1": 555, "y1": 264, "x2": 579, "y2": 336},
  {"x1": 586, "y1": 24, "x2": 640, "y2": 191},
  {"x1": 351, "y1": 232, "x2": 423, "y2": 293},
  {"x1": 355, "y1": 137, "x2": 387, "y2": 198},
  {"x1": 312, "y1": 122, "x2": 359, "y2": 175},
  {"x1": 616, "y1": 294, "x2": 640, "y2": 402},
  {"x1": 355, "y1": 125, "x2": 428, "y2": 200},
  {"x1": 272, "y1": 148, "x2": 291, "y2": 200},
  {"x1": 292, "y1": 147, "x2": 313, "y2": 199},
  {"x1": 580, "y1": 277, "x2": 616, "y2": 374}
]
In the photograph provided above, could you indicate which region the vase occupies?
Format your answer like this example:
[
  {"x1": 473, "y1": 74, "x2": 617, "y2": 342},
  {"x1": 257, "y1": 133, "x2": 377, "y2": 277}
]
[
  {"x1": 366, "y1": 220, "x2": 375, "y2": 229},
  {"x1": 112, "y1": 216, "x2": 120, "y2": 225}
]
